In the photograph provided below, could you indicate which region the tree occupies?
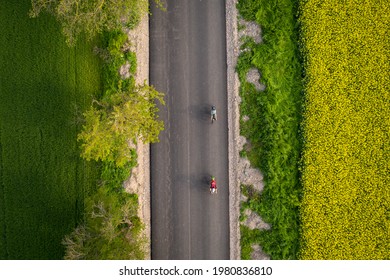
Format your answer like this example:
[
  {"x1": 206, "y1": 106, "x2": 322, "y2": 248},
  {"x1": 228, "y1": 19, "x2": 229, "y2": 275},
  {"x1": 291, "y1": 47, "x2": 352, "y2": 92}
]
[
  {"x1": 30, "y1": 0, "x2": 149, "y2": 45},
  {"x1": 77, "y1": 82, "x2": 164, "y2": 167},
  {"x1": 62, "y1": 187, "x2": 146, "y2": 259}
]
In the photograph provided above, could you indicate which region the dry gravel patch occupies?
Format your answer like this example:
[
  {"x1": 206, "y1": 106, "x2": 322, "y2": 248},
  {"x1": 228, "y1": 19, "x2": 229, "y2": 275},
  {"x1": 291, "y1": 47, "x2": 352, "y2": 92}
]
[
  {"x1": 238, "y1": 18, "x2": 262, "y2": 44},
  {"x1": 246, "y1": 68, "x2": 266, "y2": 92},
  {"x1": 251, "y1": 244, "x2": 271, "y2": 260}
]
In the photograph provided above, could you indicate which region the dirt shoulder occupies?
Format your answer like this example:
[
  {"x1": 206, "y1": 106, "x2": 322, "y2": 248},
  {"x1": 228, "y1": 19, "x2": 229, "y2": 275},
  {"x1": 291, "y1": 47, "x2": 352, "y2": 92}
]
[
  {"x1": 123, "y1": 14, "x2": 151, "y2": 260},
  {"x1": 226, "y1": 0, "x2": 241, "y2": 260}
]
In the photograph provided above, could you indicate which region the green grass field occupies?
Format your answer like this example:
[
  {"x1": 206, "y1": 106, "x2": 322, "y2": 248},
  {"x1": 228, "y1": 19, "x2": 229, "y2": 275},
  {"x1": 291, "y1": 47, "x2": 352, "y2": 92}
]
[{"x1": 0, "y1": 1, "x2": 101, "y2": 259}]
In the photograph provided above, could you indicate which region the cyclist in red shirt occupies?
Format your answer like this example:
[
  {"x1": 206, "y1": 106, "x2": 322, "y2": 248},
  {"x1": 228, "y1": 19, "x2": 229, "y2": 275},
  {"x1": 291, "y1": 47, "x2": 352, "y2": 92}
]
[{"x1": 210, "y1": 176, "x2": 217, "y2": 194}]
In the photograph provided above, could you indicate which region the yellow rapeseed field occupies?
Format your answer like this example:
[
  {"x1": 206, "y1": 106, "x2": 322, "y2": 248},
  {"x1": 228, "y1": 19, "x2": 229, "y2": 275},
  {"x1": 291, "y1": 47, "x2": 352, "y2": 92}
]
[{"x1": 299, "y1": 0, "x2": 389, "y2": 259}]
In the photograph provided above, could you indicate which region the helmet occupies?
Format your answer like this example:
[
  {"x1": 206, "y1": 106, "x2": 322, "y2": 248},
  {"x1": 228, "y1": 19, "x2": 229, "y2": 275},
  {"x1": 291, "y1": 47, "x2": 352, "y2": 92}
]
[
  {"x1": 212, "y1": 105, "x2": 216, "y2": 110},
  {"x1": 211, "y1": 176, "x2": 215, "y2": 180}
]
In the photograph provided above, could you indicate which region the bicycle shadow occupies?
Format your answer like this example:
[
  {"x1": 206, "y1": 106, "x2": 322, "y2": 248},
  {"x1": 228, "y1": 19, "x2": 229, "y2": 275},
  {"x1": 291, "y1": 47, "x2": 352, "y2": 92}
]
[{"x1": 189, "y1": 103, "x2": 213, "y2": 123}]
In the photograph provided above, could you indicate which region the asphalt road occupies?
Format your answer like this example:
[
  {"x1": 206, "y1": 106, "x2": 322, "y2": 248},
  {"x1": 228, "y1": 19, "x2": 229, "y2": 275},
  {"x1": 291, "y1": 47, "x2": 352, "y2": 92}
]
[{"x1": 150, "y1": 0, "x2": 229, "y2": 259}]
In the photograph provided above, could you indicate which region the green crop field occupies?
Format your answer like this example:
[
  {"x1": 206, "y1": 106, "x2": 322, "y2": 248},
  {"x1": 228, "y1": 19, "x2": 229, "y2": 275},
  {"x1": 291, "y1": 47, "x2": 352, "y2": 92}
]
[
  {"x1": 0, "y1": 1, "x2": 101, "y2": 259},
  {"x1": 299, "y1": 0, "x2": 389, "y2": 259}
]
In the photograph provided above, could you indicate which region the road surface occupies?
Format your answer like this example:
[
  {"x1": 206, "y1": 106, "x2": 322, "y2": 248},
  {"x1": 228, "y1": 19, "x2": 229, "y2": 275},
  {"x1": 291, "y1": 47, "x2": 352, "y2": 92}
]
[{"x1": 150, "y1": 0, "x2": 229, "y2": 260}]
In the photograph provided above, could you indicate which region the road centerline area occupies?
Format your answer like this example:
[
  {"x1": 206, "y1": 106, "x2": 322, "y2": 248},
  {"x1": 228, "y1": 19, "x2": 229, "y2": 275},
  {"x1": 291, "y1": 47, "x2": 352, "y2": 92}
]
[{"x1": 150, "y1": 0, "x2": 229, "y2": 260}]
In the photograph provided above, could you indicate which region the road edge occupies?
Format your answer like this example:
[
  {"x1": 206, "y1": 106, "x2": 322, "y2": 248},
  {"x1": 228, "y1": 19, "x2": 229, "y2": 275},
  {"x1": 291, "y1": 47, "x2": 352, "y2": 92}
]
[{"x1": 226, "y1": 0, "x2": 241, "y2": 260}]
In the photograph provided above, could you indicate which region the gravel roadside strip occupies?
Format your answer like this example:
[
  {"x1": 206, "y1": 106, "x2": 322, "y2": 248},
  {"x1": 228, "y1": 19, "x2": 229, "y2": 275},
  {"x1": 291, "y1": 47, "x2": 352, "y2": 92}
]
[
  {"x1": 123, "y1": 13, "x2": 151, "y2": 260},
  {"x1": 226, "y1": 0, "x2": 241, "y2": 260}
]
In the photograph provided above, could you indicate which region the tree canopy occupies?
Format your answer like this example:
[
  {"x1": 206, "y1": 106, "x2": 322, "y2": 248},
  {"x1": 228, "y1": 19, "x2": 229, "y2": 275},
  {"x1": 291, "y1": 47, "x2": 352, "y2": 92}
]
[
  {"x1": 30, "y1": 0, "x2": 149, "y2": 45},
  {"x1": 78, "y1": 82, "x2": 164, "y2": 167},
  {"x1": 62, "y1": 187, "x2": 146, "y2": 259}
]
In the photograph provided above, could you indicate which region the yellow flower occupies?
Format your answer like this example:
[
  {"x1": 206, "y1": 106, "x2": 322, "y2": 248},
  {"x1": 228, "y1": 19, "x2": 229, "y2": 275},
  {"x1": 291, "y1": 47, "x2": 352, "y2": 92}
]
[{"x1": 299, "y1": 0, "x2": 389, "y2": 260}]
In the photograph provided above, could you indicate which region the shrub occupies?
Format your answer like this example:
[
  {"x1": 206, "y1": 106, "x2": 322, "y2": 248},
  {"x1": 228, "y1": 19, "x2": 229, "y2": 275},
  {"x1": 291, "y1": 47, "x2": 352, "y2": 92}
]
[{"x1": 63, "y1": 187, "x2": 146, "y2": 259}]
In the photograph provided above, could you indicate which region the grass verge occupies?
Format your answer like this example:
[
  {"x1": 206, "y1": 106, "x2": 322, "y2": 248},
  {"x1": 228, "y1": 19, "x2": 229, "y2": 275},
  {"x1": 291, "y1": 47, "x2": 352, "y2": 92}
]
[
  {"x1": 62, "y1": 29, "x2": 146, "y2": 259},
  {"x1": 236, "y1": 0, "x2": 303, "y2": 259}
]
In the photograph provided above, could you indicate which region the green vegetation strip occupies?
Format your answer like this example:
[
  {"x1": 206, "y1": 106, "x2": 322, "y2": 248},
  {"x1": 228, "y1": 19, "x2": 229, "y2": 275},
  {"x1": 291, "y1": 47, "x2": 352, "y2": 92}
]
[
  {"x1": 236, "y1": 0, "x2": 303, "y2": 259},
  {"x1": 62, "y1": 30, "x2": 147, "y2": 259},
  {"x1": 0, "y1": 1, "x2": 101, "y2": 259}
]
